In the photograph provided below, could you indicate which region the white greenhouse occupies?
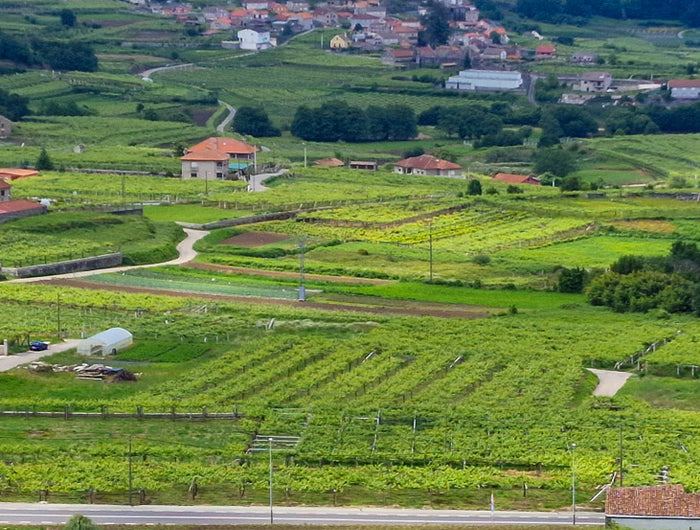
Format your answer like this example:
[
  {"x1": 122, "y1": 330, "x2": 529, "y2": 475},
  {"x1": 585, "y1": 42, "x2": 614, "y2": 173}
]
[{"x1": 77, "y1": 327, "x2": 133, "y2": 356}]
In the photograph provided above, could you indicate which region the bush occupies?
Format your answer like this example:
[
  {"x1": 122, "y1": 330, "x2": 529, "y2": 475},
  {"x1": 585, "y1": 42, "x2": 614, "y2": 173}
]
[
  {"x1": 64, "y1": 515, "x2": 98, "y2": 530},
  {"x1": 506, "y1": 185, "x2": 523, "y2": 194},
  {"x1": 472, "y1": 254, "x2": 490, "y2": 265}
]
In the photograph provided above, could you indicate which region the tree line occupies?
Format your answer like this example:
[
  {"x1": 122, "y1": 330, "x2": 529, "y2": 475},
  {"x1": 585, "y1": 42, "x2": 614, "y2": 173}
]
[
  {"x1": 291, "y1": 101, "x2": 417, "y2": 142},
  {"x1": 0, "y1": 29, "x2": 98, "y2": 72}
]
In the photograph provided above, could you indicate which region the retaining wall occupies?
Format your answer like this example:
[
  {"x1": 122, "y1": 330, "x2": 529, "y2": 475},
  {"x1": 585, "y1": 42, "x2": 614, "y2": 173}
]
[{"x1": 2, "y1": 252, "x2": 123, "y2": 278}]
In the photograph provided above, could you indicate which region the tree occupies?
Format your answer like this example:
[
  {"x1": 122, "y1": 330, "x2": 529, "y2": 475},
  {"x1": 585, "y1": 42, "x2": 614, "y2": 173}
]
[
  {"x1": 64, "y1": 514, "x2": 98, "y2": 530},
  {"x1": 558, "y1": 267, "x2": 586, "y2": 293},
  {"x1": 533, "y1": 147, "x2": 576, "y2": 177},
  {"x1": 232, "y1": 107, "x2": 281, "y2": 137},
  {"x1": 467, "y1": 179, "x2": 482, "y2": 196},
  {"x1": 60, "y1": 9, "x2": 76, "y2": 27},
  {"x1": 0, "y1": 88, "x2": 30, "y2": 121},
  {"x1": 35, "y1": 148, "x2": 54, "y2": 171},
  {"x1": 421, "y1": 1, "x2": 450, "y2": 46}
]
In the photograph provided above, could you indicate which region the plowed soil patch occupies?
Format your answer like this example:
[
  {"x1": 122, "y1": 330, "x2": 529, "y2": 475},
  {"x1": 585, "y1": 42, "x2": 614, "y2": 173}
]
[{"x1": 222, "y1": 232, "x2": 290, "y2": 247}]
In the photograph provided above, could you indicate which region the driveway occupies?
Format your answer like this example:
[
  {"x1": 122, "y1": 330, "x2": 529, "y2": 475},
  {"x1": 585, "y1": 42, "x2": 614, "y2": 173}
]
[
  {"x1": 9, "y1": 228, "x2": 209, "y2": 284},
  {"x1": 587, "y1": 368, "x2": 633, "y2": 397},
  {"x1": 248, "y1": 169, "x2": 288, "y2": 192},
  {"x1": 0, "y1": 339, "x2": 81, "y2": 372}
]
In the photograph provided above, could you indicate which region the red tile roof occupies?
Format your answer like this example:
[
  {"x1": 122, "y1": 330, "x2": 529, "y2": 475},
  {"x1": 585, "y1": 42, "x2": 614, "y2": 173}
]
[
  {"x1": 607, "y1": 485, "x2": 700, "y2": 517},
  {"x1": 493, "y1": 172, "x2": 540, "y2": 185},
  {"x1": 189, "y1": 137, "x2": 258, "y2": 156},
  {"x1": 315, "y1": 157, "x2": 345, "y2": 167},
  {"x1": 0, "y1": 169, "x2": 39, "y2": 180},
  {"x1": 536, "y1": 44, "x2": 556, "y2": 54},
  {"x1": 396, "y1": 154, "x2": 461, "y2": 171},
  {"x1": 181, "y1": 150, "x2": 230, "y2": 162},
  {"x1": 669, "y1": 79, "x2": 700, "y2": 88},
  {"x1": 0, "y1": 179, "x2": 11, "y2": 190},
  {"x1": 0, "y1": 199, "x2": 45, "y2": 214}
]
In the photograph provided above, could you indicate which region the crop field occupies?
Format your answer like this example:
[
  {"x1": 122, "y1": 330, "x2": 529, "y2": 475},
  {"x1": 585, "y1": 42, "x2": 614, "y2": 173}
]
[
  {"x1": 0, "y1": 212, "x2": 183, "y2": 268},
  {"x1": 2, "y1": 280, "x2": 700, "y2": 504}
]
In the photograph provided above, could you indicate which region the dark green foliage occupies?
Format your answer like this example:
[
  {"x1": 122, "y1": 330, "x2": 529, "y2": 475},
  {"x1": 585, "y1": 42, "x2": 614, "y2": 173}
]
[
  {"x1": 437, "y1": 105, "x2": 503, "y2": 139},
  {"x1": 64, "y1": 514, "x2": 98, "y2": 530},
  {"x1": 506, "y1": 184, "x2": 523, "y2": 194},
  {"x1": 559, "y1": 175, "x2": 581, "y2": 190},
  {"x1": 467, "y1": 179, "x2": 482, "y2": 196},
  {"x1": 38, "y1": 100, "x2": 91, "y2": 116},
  {"x1": 60, "y1": 8, "x2": 76, "y2": 27},
  {"x1": 473, "y1": 129, "x2": 525, "y2": 148},
  {"x1": 611, "y1": 255, "x2": 645, "y2": 275},
  {"x1": 533, "y1": 147, "x2": 577, "y2": 177},
  {"x1": 403, "y1": 146, "x2": 425, "y2": 158},
  {"x1": 38, "y1": 41, "x2": 98, "y2": 72},
  {"x1": 0, "y1": 88, "x2": 30, "y2": 121},
  {"x1": 232, "y1": 106, "x2": 281, "y2": 137},
  {"x1": 420, "y1": 0, "x2": 450, "y2": 46},
  {"x1": 418, "y1": 105, "x2": 444, "y2": 125},
  {"x1": 35, "y1": 148, "x2": 54, "y2": 171},
  {"x1": 291, "y1": 102, "x2": 416, "y2": 142},
  {"x1": 534, "y1": 75, "x2": 563, "y2": 104},
  {"x1": 557, "y1": 267, "x2": 586, "y2": 293}
]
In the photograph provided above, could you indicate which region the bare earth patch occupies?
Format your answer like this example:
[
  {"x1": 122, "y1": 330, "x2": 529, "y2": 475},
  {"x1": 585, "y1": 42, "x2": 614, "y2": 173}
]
[{"x1": 221, "y1": 231, "x2": 291, "y2": 247}]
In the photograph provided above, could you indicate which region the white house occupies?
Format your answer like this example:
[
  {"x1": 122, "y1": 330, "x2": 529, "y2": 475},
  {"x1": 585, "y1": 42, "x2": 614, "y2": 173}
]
[
  {"x1": 669, "y1": 79, "x2": 700, "y2": 100},
  {"x1": 577, "y1": 71, "x2": 612, "y2": 92},
  {"x1": 445, "y1": 69, "x2": 523, "y2": 91},
  {"x1": 78, "y1": 328, "x2": 133, "y2": 356},
  {"x1": 237, "y1": 29, "x2": 275, "y2": 51}
]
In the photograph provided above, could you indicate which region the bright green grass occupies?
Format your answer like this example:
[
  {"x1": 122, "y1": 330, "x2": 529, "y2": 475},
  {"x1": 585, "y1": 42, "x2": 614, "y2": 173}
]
[
  {"x1": 329, "y1": 281, "x2": 585, "y2": 310},
  {"x1": 143, "y1": 204, "x2": 250, "y2": 224},
  {"x1": 495, "y1": 235, "x2": 673, "y2": 271},
  {"x1": 618, "y1": 375, "x2": 700, "y2": 411}
]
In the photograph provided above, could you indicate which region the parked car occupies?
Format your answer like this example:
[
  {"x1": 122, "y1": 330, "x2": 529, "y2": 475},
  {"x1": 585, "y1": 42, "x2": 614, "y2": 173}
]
[{"x1": 29, "y1": 340, "x2": 48, "y2": 351}]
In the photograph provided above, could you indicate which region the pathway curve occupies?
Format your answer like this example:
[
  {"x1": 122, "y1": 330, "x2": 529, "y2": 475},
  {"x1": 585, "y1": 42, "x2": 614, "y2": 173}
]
[
  {"x1": 587, "y1": 368, "x2": 633, "y2": 397},
  {"x1": 139, "y1": 63, "x2": 195, "y2": 81},
  {"x1": 0, "y1": 339, "x2": 81, "y2": 372},
  {"x1": 248, "y1": 168, "x2": 288, "y2": 191},
  {"x1": 9, "y1": 229, "x2": 209, "y2": 284},
  {"x1": 216, "y1": 100, "x2": 236, "y2": 133}
]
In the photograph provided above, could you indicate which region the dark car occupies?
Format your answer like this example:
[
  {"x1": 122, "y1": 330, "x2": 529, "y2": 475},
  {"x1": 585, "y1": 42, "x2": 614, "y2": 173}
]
[{"x1": 29, "y1": 340, "x2": 48, "y2": 351}]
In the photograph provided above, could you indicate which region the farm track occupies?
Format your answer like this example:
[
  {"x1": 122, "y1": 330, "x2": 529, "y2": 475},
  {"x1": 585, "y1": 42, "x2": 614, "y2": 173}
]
[{"x1": 35, "y1": 278, "x2": 492, "y2": 319}]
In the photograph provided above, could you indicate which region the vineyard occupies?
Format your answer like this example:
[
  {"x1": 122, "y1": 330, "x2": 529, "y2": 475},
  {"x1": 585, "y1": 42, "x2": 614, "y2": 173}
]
[{"x1": 2, "y1": 280, "x2": 700, "y2": 505}]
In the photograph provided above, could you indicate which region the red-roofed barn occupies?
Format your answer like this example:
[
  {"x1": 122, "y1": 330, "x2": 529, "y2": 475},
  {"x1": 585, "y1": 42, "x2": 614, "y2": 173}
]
[{"x1": 395, "y1": 154, "x2": 462, "y2": 177}]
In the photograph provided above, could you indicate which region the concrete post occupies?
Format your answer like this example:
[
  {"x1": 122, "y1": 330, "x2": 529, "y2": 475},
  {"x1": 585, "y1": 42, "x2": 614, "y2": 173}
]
[{"x1": 1, "y1": 339, "x2": 8, "y2": 356}]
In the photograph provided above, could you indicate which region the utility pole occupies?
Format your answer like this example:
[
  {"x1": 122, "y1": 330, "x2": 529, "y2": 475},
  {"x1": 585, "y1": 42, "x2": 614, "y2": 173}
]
[
  {"x1": 619, "y1": 425, "x2": 623, "y2": 487},
  {"x1": 429, "y1": 222, "x2": 433, "y2": 282},
  {"x1": 128, "y1": 436, "x2": 133, "y2": 506},
  {"x1": 303, "y1": 144, "x2": 307, "y2": 168},
  {"x1": 56, "y1": 293, "x2": 61, "y2": 339},
  {"x1": 205, "y1": 171, "x2": 209, "y2": 196},
  {"x1": 298, "y1": 238, "x2": 306, "y2": 301},
  {"x1": 571, "y1": 443, "x2": 577, "y2": 525},
  {"x1": 269, "y1": 437, "x2": 274, "y2": 524}
]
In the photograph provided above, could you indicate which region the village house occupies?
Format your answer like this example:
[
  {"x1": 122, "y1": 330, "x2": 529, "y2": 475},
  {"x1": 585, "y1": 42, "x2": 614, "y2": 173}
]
[
  {"x1": 237, "y1": 29, "x2": 275, "y2": 50},
  {"x1": 446, "y1": 69, "x2": 523, "y2": 91},
  {"x1": 395, "y1": 154, "x2": 462, "y2": 177},
  {"x1": 481, "y1": 46, "x2": 506, "y2": 62},
  {"x1": 577, "y1": 71, "x2": 612, "y2": 92},
  {"x1": 182, "y1": 137, "x2": 259, "y2": 179},
  {"x1": 313, "y1": 8, "x2": 338, "y2": 26},
  {"x1": 287, "y1": 0, "x2": 310, "y2": 11},
  {"x1": 0, "y1": 169, "x2": 38, "y2": 180},
  {"x1": 315, "y1": 157, "x2": 345, "y2": 167},
  {"x1": 0, "y1": 180, "x2": 47, "y2": 224},
  {"x1": 382, "y1": 48, "x2": 415, "y2": 66},
  {"x1": 416, "y1": 46, "x2": 466, "y2": 68},
  {"x1": 607, "y1": 485, "x2": 700, "y2": 530},
  {"x1": 570, "y1": 51, "x2": 597, "y2": 64},
  {"x1": 349, "y1": 161, "x2": 377, "y2": 170},
  {"x1": 330, "y1": 33, "x2": 352, "y2": 49},
  {"x1": 535, "y1": 44, "x2": 556, "y2": 60},
  {"x1": 668, "y1": 79, "x2": 700, "y2": 100},
  {"x1": 492, "y1": 172, "x2": 540, "y2": 185},
  {"x1": 0, "y1": 115, "x2": 12, "y2": 139}
]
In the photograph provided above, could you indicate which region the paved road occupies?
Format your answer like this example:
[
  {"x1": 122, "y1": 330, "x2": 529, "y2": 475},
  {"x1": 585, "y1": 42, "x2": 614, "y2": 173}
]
[
  {"x1": 0, "y1": 504, "x2": 605, "y2": 526},
  {"x1": 587, "y1": 368, "x2": 633, "y2": 397},
  {"x1": 248, "y1": 168, "x2": 288, "y2": 192},
  {"x1": 9, "y1": 228, "x2": 209, "y2": 284},
  {"x1": 0, "y1": 339, "x2": 81, "y2": 372},
  {"x1": 139, "y1": 63, "x2": 195, "y2": 81},
  {"x1": 217, "y1": 100, "x2": 236, "y2": 133}
]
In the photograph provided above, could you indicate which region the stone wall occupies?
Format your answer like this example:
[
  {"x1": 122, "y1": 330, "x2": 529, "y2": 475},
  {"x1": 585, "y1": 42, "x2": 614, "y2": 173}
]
[{"x1": 2, "y1": 252, "x2": 122, "y2": 278}]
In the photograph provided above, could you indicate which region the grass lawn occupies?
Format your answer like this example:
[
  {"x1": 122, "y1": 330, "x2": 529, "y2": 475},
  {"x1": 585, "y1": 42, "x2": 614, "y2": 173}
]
[
  {"x1": 143, "y1": 204, "x2": 253, "y2": 224},
  {"x1": 618, "y1": 375, "x2": 700, "y2": 411}
]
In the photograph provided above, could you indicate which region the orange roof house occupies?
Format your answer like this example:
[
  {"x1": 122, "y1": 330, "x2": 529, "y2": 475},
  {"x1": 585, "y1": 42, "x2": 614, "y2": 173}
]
[
  {"x1": 492, "y1": 172, "x2": 540, "y2": 185},
  {"x1": 315, "y1": 157, "x2": 345, "y2": 167},
  {"x1": 0, "y1": 180, "x2": 46, "y2": 224},
  {"x1": 395, "y1": 154, "x2": 462, "y2": 177},
  {"x1": 0, "y1": 169, "x2": 39, "y2": 180},
  {"x1": 535, "y1": 44, "x2": 556, "y2": 59},
  {"x1": 188, "y1": 137, "x2": 258, "y2": 159}
]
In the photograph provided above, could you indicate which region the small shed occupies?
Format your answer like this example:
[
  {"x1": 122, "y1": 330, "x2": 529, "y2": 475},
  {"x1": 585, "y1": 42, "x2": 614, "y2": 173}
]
[{"x1": 78, "y1": 327, "x2": 133, "y2": 356}]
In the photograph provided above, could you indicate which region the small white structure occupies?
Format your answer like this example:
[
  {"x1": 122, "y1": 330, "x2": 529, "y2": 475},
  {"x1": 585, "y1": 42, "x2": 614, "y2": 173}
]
[
  {"x1": 78, "y1": 327, "x2": 133, "y2": 356},
  {"x1": 445, "y1": 69, "x2": 523, "y2": 91},
  {"x1": 237, "y1": 29, "x2": 275, "y2": 51},
  {"x1": 577, "y1": 71, "x2": 612, "y2": 92}
]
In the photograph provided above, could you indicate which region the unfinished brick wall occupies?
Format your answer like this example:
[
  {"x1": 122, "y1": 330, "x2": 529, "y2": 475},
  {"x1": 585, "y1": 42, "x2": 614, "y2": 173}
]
[{"x1": 607, "y1": 485, "x2": 700, "y2": 517}]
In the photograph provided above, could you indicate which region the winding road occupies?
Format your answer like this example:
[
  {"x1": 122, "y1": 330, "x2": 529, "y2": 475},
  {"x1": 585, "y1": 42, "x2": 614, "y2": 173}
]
[
  {"x1": 9, "y1": 228, "x2": 209, "y2": 284},
  {"x1": 587, "y1": 368, "x2": 633, "y2": 397},
  {"x1": 0, "y1": 504, "x2": 604, "y2": 526}
]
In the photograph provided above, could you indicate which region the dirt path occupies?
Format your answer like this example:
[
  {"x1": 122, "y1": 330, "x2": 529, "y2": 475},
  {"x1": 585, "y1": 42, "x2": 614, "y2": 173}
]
[
  {"x1": 587, "y1": 368, "x2": 633, "y2": 397},
  {"x1": 37, "y1": 278, "x2": 491, "y2": 319},
  {"x1": 0, "y1": 339, "x2": 81, "y2": 372},
  {"x1": 217, "y1": 100, "x2": 236, "y2": 133},
  {"x1": 185, "y1": 262, "x2": 395, "y2": 285},
  {"x1": 9, "y1": 229, "x2": 209, "y2": 284}
]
